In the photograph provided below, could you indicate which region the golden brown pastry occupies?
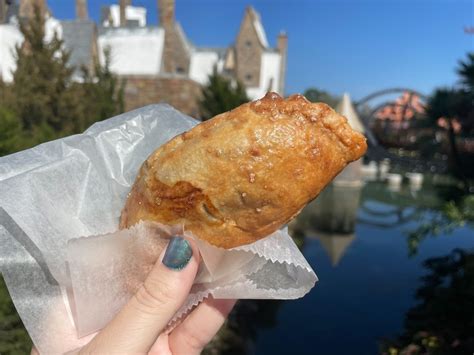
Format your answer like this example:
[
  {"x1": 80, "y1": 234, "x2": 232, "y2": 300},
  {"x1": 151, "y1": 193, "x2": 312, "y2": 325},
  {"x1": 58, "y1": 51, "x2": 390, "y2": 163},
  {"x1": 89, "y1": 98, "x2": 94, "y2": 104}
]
[{"x1": 120, "y1": 92, "x2": 367, "y2": 248}]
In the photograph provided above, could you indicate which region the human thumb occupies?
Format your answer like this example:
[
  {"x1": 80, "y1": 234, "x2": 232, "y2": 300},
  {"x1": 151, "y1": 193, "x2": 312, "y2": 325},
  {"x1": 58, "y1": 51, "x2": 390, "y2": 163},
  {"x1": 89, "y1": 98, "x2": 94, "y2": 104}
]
[{"x1": 80, "y1": 236, "x2": 200, "y2": 354}]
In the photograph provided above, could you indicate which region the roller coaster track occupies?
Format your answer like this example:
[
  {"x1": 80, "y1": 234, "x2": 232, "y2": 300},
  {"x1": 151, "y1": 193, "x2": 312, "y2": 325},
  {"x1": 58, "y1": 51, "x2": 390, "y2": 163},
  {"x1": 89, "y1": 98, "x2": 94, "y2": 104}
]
[{"x1": 352, "y1": 88, "x2": 447, "y2": 173}]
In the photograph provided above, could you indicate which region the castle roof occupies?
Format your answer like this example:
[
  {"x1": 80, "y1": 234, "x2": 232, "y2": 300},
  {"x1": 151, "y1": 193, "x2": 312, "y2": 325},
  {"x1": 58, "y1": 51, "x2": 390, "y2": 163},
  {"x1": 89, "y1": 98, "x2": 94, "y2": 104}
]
[
  {"x1": 247, "y1": 6, "x2": 269, "y2": 48},
  {"x1": 174, "y1": 21, "x2": 192, "y2": 56}
]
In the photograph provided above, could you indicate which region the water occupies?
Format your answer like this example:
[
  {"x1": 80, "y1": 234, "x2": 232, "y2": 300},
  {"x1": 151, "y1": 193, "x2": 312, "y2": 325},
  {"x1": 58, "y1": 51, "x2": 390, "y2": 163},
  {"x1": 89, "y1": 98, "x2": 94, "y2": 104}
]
[{"x1": 207, "y1": 177, "x2": 474, "y2": 355}]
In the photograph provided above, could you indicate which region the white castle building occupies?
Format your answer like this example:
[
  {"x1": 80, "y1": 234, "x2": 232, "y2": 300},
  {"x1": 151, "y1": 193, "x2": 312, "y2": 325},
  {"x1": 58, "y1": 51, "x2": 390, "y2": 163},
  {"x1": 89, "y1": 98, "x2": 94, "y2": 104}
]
[{"x1": 0, "y1": 0, "x2": 288, "y2": 117}]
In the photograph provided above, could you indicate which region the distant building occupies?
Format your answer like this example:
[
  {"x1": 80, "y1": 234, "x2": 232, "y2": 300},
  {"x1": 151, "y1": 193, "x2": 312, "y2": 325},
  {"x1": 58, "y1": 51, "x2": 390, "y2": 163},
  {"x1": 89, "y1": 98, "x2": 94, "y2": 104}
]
[
  {"x1": 0, "y1": 0, "x2": 287, "y2": 118},
  {"x1": 375, "y1": 92, "x2": 425, "y2": 128},
  {"x1": 0, "y1": 0, "x2": 97, "y2": 83},
  {"x1": 372, "y1": 92, "x2": 429, "y2": 148}
]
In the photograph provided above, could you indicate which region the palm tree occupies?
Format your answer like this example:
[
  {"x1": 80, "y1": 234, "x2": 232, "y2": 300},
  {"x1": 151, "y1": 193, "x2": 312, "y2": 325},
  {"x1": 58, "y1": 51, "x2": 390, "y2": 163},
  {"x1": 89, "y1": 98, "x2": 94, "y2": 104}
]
[{"x1": 426, "y1": 53, "x2": 474, "y2": 177}]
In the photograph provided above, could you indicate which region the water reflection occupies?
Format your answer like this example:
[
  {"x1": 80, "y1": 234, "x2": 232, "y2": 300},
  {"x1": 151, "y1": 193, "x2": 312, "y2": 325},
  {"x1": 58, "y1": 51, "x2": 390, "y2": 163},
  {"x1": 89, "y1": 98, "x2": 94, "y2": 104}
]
[
  {"x1": 204, "y1": 175, "x2": 474, "y2": 355},
  {"x1": 290, "y1": 183, "x2": 362, "y2": 266},
  {"x1": 382, "y1": 249, "x2": 474, "y2": 354},
  {"x1": 203, "y1": 300, "x2": 283, "y2": 355},
  {"x1": 406, "y1": 188, "x2": 474, "y2": 256},
  {"x1": 358, "y1": 180, "x2": 474, "y2": 256}
]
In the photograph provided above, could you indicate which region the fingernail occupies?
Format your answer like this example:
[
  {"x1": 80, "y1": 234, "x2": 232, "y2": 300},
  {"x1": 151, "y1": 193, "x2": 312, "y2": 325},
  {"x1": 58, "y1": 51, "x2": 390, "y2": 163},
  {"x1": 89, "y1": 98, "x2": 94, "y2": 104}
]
[{"x1": 162, "y1": 236, "x2": 193, "y2": 270}]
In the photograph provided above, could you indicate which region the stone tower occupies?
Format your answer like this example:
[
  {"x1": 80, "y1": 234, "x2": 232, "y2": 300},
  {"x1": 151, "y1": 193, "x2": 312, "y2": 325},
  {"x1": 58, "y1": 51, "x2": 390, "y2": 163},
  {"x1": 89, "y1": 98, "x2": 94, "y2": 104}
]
[
  {"x1": 158, "y1": 0, "x2": 190, "y2": 74},
  {"x1": 235, "y1": 7, "x2": 265, "y2": 88}
]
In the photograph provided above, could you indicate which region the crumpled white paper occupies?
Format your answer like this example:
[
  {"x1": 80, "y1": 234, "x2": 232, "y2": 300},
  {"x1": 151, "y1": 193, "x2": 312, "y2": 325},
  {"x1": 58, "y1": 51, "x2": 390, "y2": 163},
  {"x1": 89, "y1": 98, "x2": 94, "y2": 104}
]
[{"x1": 0, "y1": 104, "x2": 317, "y2": 354}]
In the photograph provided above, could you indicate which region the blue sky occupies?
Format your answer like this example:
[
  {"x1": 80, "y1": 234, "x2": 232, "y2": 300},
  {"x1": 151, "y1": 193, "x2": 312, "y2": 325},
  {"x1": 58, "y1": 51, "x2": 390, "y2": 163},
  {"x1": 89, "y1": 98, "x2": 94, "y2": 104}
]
[{"x1": 48, "y1": 0, "x2": 473, "y2": 100}]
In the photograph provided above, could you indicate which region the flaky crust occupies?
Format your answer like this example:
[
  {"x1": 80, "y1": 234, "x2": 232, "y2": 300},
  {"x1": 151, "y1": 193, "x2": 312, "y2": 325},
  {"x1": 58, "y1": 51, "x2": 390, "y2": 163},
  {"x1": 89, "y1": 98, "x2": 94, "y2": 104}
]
[{"x1": 120, "y1": 92, "x2": 367, "y2": 248}]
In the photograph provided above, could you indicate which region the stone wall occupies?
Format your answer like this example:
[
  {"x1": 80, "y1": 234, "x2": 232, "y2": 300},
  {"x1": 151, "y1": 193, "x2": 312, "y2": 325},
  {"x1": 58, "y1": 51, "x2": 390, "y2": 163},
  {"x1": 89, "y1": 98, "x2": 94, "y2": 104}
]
[
  {"x1": 123, "y1": 75, "x2": 202, "y2": 118},
  {"x1": 160, "y1": 24, "x2": 190, "y2": 74},
  {"x1": 158, "y1": 0, "x2": 190, "y2": 75}
]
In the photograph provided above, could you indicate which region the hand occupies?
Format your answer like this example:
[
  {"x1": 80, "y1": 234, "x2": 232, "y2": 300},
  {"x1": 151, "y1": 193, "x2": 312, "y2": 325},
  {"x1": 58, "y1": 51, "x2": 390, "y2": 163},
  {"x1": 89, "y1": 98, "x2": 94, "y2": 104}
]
[{"x1": 68, "y1": 236, "x2": 235, "y2": 354}]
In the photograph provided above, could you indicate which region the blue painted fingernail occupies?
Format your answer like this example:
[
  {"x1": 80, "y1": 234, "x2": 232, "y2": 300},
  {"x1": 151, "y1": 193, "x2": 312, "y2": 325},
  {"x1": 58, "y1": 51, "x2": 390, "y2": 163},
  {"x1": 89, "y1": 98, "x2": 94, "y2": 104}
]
[{"x1": 162, "y1": 236, "x2": 193, "y2": 270}]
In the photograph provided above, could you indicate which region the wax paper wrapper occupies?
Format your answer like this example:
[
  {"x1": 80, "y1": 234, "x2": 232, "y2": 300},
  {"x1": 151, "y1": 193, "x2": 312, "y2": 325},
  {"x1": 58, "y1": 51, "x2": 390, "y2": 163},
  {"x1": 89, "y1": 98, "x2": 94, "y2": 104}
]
[{"x1": 0, "y1": 104, "x2": 317, "y2": 354}]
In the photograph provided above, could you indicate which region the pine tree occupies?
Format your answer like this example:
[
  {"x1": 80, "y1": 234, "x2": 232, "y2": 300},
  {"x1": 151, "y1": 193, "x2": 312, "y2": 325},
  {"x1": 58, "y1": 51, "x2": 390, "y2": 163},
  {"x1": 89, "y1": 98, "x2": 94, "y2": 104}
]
[
  {"x1": 0, "y1": 106, "x2": 22, "y2": 156},
  {"x1": 199, "y1": 69, "x2": 249, "y2": 120},
  {"x1": 10, "y1": 5, "x2": 75, "y2": 136},
  {"x1": 0, "y1": 275, "x2": 32, "y2": 354},
  {"x1": 75, "y1": 49, "x2": 125, "y2": 132},
  {"x1": 4, "y1": 4, "x2": 125, "y2": 148}
]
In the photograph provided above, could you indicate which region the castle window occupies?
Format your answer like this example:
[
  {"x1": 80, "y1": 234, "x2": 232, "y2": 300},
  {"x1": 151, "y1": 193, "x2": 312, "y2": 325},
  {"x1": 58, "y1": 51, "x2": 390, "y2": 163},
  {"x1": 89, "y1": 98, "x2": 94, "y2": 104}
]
[
  {"x1": 245, "y1": 40, "x2": 252, "y2": 47},
  {"x1": 176, "y1": 66, "x2": 185, "y2": 74},
  {"x1": 245, "y1": 74, "x2": 253, "y2": 81}
]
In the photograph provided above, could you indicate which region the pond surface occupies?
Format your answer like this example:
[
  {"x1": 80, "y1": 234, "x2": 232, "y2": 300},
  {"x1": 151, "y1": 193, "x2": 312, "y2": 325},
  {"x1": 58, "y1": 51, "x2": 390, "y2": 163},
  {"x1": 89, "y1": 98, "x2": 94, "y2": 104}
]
[{"x1": 209, "y1": 177, "x2": 474, "y2": 355}]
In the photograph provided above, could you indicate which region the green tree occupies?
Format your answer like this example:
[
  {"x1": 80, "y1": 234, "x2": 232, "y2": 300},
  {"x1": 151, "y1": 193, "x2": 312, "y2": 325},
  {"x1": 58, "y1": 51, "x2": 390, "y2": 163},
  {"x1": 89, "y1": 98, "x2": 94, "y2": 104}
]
[
  {"x1": 199, "y1": 69, "x2": 249, "y2": 120},
  {"x1": 0, "y1": 107, "x2": 22, "y2": 156},
  {"x1": 76, "y1": 49, "x2": 125, "y2": 132},
  {"x1": 303, "y1": 88, "x2": 339, "y2": 107},
  {"x1": 426, "y1": 53, "x2": 474, "y2": 177},
  {"x1": 88, "y1": 51, "x2": 125, "y2": 123},
  {"x1": 0, "y1": 276, "x2": 32, "y2": 354},
  {"x1": 1, "y1": 5, "x2": 125, "y2": 154},
  {"x1": 382, "y1": 249, "x2": 474, "y2": 355},
  {"x1": 439, "y1": 53, "x2": 474, "y2": 131},
  {"x1": 406, "y1": 194, "x2": 474, "y2": 256},
  {"x1": 10, "y1": 6, "x2": 75, "y2": 136}
]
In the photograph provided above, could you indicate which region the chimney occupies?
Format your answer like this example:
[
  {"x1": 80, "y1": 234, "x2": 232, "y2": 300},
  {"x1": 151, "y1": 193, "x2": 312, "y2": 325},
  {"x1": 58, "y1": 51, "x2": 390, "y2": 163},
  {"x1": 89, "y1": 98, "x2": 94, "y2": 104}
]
[
  {"x1": 75, "y1": 0, "x2": 88, "y2": 20},
  {"x1": 277, "y1": 31, "x2": 288, "y2": 95},
  {"x1": 19, "y1": 0, "x2": 46, "y2": 20},
  {"x1": 119, "y1": 0, "x2": 131, "y2": 26},
  {"x1": 158, "y1": 0, "x2": 174, "y2": 27}
]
